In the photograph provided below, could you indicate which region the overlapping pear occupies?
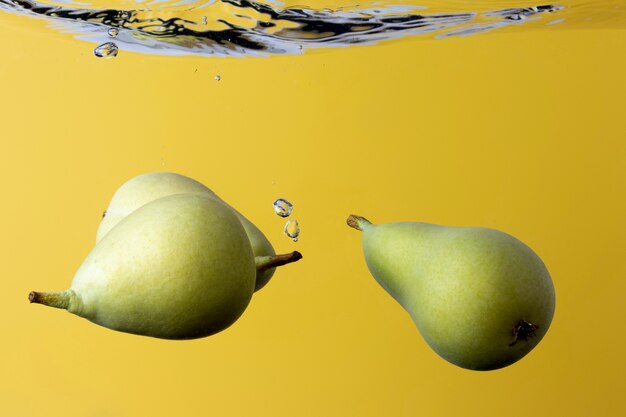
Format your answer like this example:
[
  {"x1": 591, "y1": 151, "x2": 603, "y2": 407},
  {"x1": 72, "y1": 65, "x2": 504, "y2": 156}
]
[
  {"x1": 29, "y1": 175, "x2": 302, "y2": 339},
  {"x1": 98, "y1": 172, "x2": 287, "y2": 291},
  {"x1": 31, "y1": 195, "x2": 256, "y2": 339}
]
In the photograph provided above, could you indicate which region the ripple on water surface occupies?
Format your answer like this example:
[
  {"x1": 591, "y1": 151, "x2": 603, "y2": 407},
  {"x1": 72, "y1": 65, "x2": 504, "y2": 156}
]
[{"x1": 0, "y1": 1, "x2": 624, "y2": 56}]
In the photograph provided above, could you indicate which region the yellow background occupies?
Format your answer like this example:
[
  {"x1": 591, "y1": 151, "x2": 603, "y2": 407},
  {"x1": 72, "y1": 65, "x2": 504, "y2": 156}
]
[{"x1": 1, "y1": 2, "x2": 625, "y2": 416}]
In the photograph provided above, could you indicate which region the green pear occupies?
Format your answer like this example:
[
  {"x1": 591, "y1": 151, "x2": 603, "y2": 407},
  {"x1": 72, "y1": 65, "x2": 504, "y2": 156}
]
[
  {"x1": 97, "y1": 172, "x2": 294, "y2": 291},
  {"x1": 347, "y1": 215, "x2": 555, "y2": 371},
  {"x1": 29, "y1": 194, "x2": 257, "y2": 340}
]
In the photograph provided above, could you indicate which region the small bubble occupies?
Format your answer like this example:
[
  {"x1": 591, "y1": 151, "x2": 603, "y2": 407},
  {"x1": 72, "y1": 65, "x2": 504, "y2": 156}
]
[
  {"x1": 273, "y1": 198, "x2": 293, "y2": 217},
  {"x1": 284, "y1": 220, "x2": 300, "y2": 242},
  {"x1": 215, "y1": 75, "x2": 221, "y2": 81},
  {"x1": 94, "y1": 42, "x2": 118, "y2": 58},
  {"x1": 107, "y1": 28, "x2": 119, "y2": 37},
  {"x1": 298, "y1": 45, "x2": 303, "y2": 50},
  {"x1": 201, "y1": 16, "x2": 207, "y2": 25}
]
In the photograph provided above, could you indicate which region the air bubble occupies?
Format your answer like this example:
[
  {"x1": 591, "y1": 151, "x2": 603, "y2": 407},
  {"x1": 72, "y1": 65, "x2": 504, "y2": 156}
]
[
  {"x1": 108, "y1": 28, "x2": 119, "y2": 37},
  {"x1": 273, "y1": 198, "x2": 293, "y2": 217},
  {"x1": 215, "y1": 75, "x2": 221, "y2": 81},
  {"x1": 284, "y1": 220, "x2": 300, "y2": 242},
  {"x1": 94, "y1": 42, "x2": 118, "y2": 58}
]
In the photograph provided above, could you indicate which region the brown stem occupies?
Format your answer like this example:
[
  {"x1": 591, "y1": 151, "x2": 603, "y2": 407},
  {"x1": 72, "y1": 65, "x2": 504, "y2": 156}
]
[
  {"x1": 346, "y1": 214, "x2": 372, "y2": 231},
  {"x1": 28, "y1": 291, "x2": 71, "y2": 310},
  {"x1": 256, "y1": 251, "x2": 303, "y2": 272}
]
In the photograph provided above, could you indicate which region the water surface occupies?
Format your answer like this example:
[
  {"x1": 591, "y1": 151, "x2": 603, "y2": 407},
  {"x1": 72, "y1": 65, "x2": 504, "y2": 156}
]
[{"x1": 1, "y1": 0, "x2": 624, "y2": 56}]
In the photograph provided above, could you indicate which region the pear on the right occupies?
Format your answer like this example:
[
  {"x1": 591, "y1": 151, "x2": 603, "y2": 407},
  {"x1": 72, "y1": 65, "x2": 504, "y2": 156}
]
[{"x1": 347, "y1": 215, "x2": 555, "y2": 371}]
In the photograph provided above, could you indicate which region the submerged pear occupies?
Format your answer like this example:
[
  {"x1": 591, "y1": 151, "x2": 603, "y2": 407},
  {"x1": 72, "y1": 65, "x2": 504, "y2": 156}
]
[
  {"x1": 98, "y1": 172, "x2": 287, "y2": 291},
  {"x1": 30, "y1": 194, "x2": 257, "y2": 339},
  {"x1": 347, "y1": 215, "x2": 555, "y2": 371}
]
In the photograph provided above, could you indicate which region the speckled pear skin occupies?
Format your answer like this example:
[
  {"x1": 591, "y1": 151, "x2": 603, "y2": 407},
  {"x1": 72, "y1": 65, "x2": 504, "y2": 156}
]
[
  {"x1": 97, "y1": 172, "x2": 276, "y2": 291},
  {"x1": 357, "y1": 219, "x2": 555, "y2": 371},
  {"x1": 67, "y1": 194, "x2": 256, "y2": 339}
]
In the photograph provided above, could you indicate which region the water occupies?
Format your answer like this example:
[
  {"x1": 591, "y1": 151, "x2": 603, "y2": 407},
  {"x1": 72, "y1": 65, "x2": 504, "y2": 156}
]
[
  {"x1": 1, "y1": 1, "x2": 623, "y2": 57},
  {"x1": 284, "y1": 219, "x2": 300, "y2": 242},
  {"x1": 2, "y1": 1, "x2": 625, "y2": 417},
  {"x1": 273, "y1": 198, "x2": 293, "y2": 217}
]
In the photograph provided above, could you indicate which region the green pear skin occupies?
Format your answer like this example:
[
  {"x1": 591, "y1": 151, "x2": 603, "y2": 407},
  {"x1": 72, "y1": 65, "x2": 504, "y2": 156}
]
[
  {"x1": 348, "y1": 215, "x2": 555, "y2": 371},
  {"x1": 30, "y1": 195, "x2": 256, "y2": 340},
  {"x1": 97, "y1": 172, "x2": 278, "y2": 291}
]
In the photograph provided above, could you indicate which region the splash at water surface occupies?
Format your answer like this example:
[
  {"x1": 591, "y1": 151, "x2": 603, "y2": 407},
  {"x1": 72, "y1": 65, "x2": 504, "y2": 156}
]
[{"x1": 0, "y1": 0, "x2": 624, "y2": 56}]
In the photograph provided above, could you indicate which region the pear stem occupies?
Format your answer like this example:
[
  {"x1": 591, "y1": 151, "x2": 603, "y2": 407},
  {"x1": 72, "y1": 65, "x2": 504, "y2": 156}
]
[
  {"x1": 28, "y1": 291, "x2": 71, "y2": 310},
  {"x1": 346, "y1": 214, "x2": 372, "y2": 231},
  {"x1": 256, "y1": 251, "x2": 303, "y2": 272}
]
